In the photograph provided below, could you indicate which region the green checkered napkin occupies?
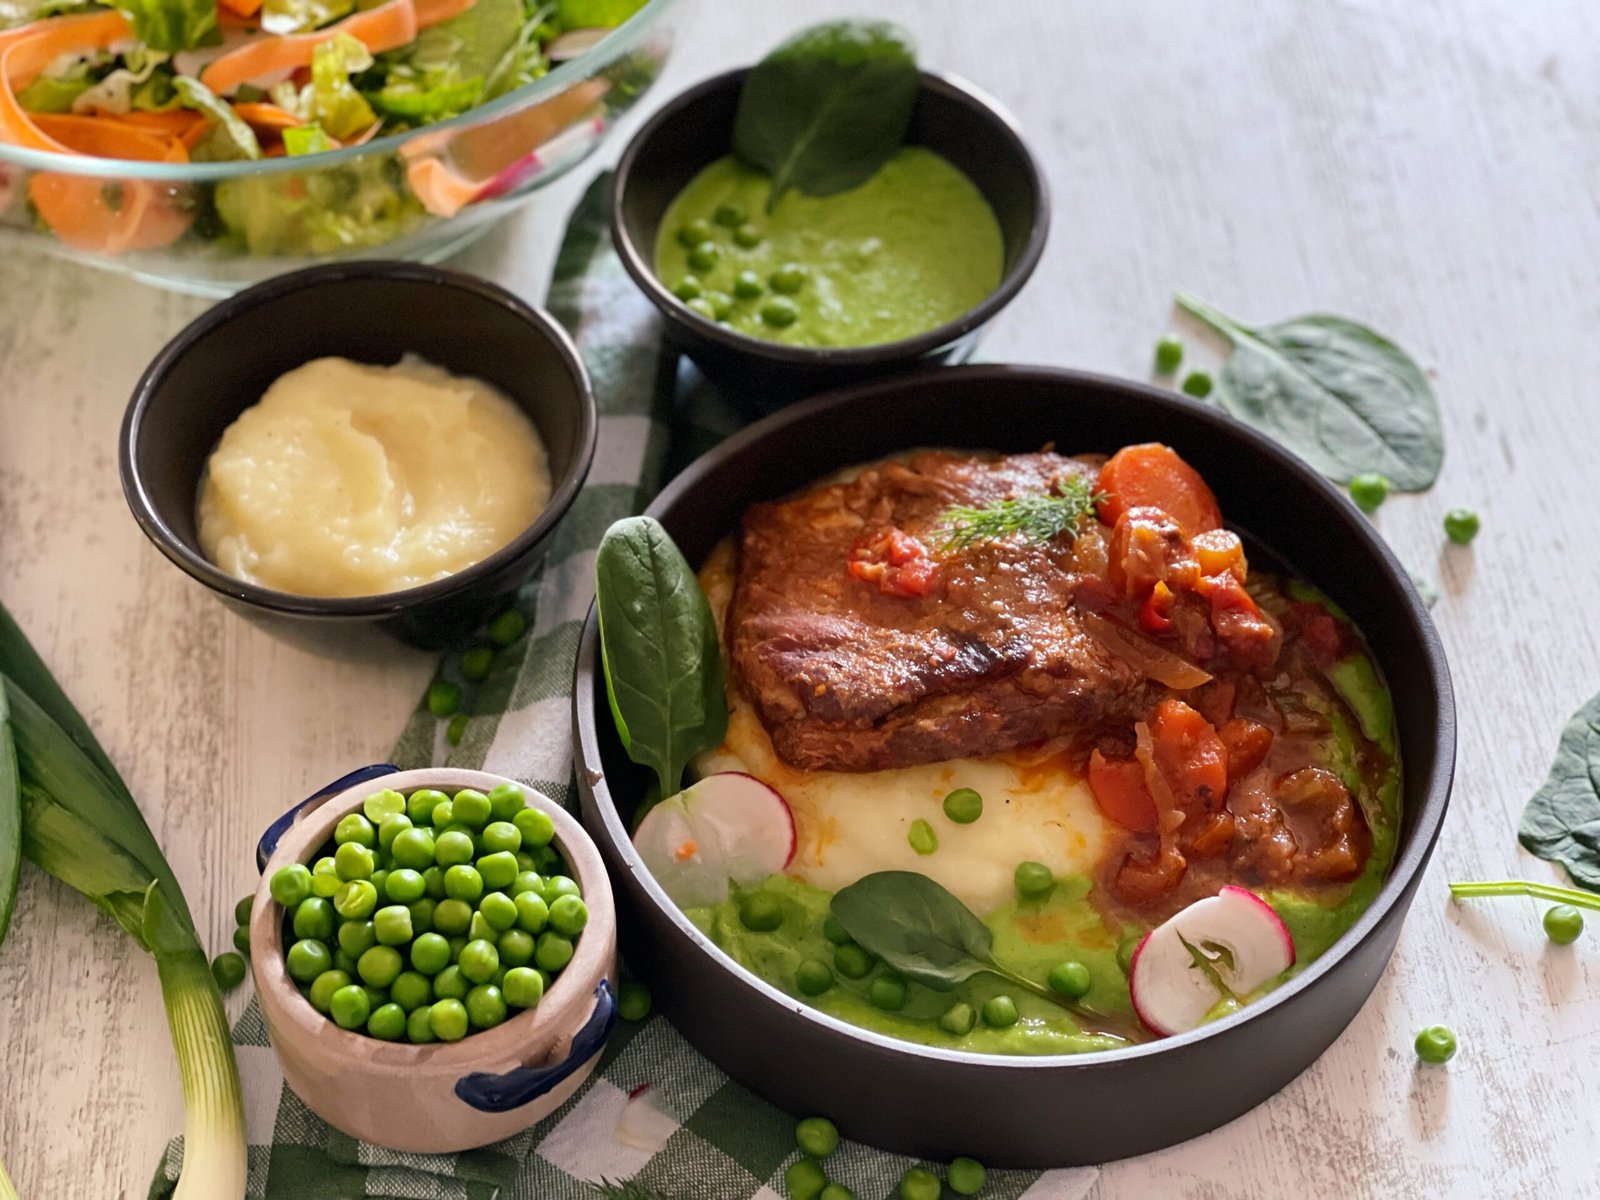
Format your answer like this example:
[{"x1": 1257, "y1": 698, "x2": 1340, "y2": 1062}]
[{"x1": 152, "y1": 175, "x2": 1097, "y2": 1200}]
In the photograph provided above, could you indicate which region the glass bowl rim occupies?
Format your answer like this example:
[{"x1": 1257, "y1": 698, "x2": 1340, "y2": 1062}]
[{"x1": 0, "y1": 0, "x2": 680, "y2": 181}]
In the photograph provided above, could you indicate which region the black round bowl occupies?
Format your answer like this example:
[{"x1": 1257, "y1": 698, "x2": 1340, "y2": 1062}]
[
  {"x1": 120, "y1": 261, "x2": 596, "y2": 651},
  {"x1": 610, "y1": 68, "x2": 1050, "y2": 406},
  {"x1": 573, "y1": 366, "x2": 1455, "y2": 1166}
]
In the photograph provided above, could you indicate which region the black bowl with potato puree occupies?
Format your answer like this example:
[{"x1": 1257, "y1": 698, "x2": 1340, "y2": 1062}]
[
  {"x1": 610, "y1": 68, "x2": 1050, "y2": 407},
  {"x1": 573, "y1": 366, "x2": 1455, "y2": 1166},
  {"x1": 120, "y1": 261, "x2": 595, "y2": 651}
]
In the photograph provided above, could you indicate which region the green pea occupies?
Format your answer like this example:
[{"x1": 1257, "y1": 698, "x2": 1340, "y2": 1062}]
[
  {"x1": 422, "y1": 866, "x2": 447, "y2": 900},
  {"x1": 704, "y1": 290, "x2": 734, "y2": 320},
  {"x1": 819, "y1": 1186, "x2": 853, "y2": 1200},
  {"x1": 487, "y1": 782, "x2": 526, "y2": 822},
  {"x1": 1414, "y1": 1024, "x2": 1457, "y2": 1064},
  {"x1": 383, "y1": 868, "x2": 425, "y2": 904},
  {"x1": 426, "y1": 680, "x2": 460, "y2": 718},
  {"x1": 441, "y1": 865, "x2": 483, "y2": 903},
  {"x1": 543, "y1": 874, "x2": 581, "y2": 905},
  {"x1": 733, "y1": 222, "x2": 762, "y2": 248},
  {"x1": 286, "y1": 938, "x2": 332, "y2": 984},
  {"x1": 310, "y1": 857, "x2": 341, "y2": 898},
  {"x1": 942, "y1": 787, "x2": 983, "y2": 824},
  {"x1": 389, "y1": 828, "x2": 436, "y2": 871},
  {"x1": 1153, "y1": 333, "x2": 1184, "y2": 374},
  {"x1": 869, "y1": 973, "x2": 907, "y2": 1011},
  {"x1": 362, "y1": 788, "x2": 406, "y2": 824},
  {"x1": 406, "y1": 1006, "x2": 436, "y2": 1043},
  {"x1": 410, "y1": 931, "x2": 451, "y2": 975},
  {"x1": 1181, "y1": 370, "x2": 1213, "y2": 398},
  {"x1": 1444, "y1": 508, "x2": 1480, "y2": 544},
  {"x1": 337, "y1": 919, "x2": 376, "y2": 958},
  {"x1": 480, "y1": 822, "x2": 521, "y2": 856},
  {"x1": 503, "y1": 965, "x2": 545, "y2": 1008},
  {"x1": 333, "y1": 842, "x2": 374, "y2": 883},
  {"x1": 899, "y1": 1167, "x2": 942, "y2": 1200},
  {"x1": 617, "y1": 979, "x2": 651, "y2": 1020},
  {"x1": 514, "y1": 891, "x2": 550, "y2": 934},
  {"x1": 330, "y1": 984, "x2": 371, "y2": 1031},
  {"x1": 796, "y1": 958, "x2": 834, "y2": 996},
  {"x1": 498, "y1": 928, "x2": 535, "y2": 967},
  {"x1": 739, "y1": 891, "x2": 783, "y2": 932},
  {"x1": 535, "y1": 931, "x2": 574, "y2": 973},
  {"x1": 232, "y1": 925, "x2": 251, "y2": 954},
  {"x1": 234, "y1": 894, "x2": 254, "y2": 926},
  {"x1": 488, "y1": 609, "x2": 527, "y2": 646},
  {"x1": 713, "y1": 201, "x2": 746, "y2": 227},
  {"x1": 445, "y1": 713, "x2": 468, "y2": 745},
  {"x1": 406, "y1": 788, "x2": 448, "y2": 826},
  {"x1": 460, "y1": 645, "x2": 494, "y2": 683},
  {"x1": 761, "y1": 297, "x2": 798, "y2": 328},
  {"x1": 687, "y1": 297, "x2": 717, "y2": 320},
  {"x1": 433, "y1": 965, "x2": 469, "y2": 1001},
  {"x1": 435, "y1": 830, "x2": 475, "y2": 867},
  {"x1": 429, "y1": 799, "x2": 455, "y2": 829},
  {"x1": 293, "y1": 897, "x2": 335, "y2": 941},
  {"x1": 1117, "y1": 935, "x2": 1140, "y2": 975},
  {"x1": 369, "y1": 869, "x2": 389, "y2": 899},
  {"x1": 478, "y1": 851, "x2": 520, "y2": 892},
  {"x1": 676, "y1": 217, "x2": 713, "y2": 247},
  {"x1": 822, "y1": 916, "x2": 853, "y2": 946},
  {"x1": 795, "y1": 1115, "x2": 839, "y2": 1158},
  {"x1": 358, "y1": 945, "x2": 403, "y2": 989},
  {"x1": 981, "y1": 994, "x2": 1019, "y2": 1028},
  {"x1": 732, "y1": 269, "x2": 763, "y2": 299},
  {"x1": 908, "y1": 819, "x2": 938, "y2": 856},
  {"x1": 334, "y1": 879, "x2": 378, "y2": 920},
  {"x1": 1348, "y1": 472, "x2": 1390, "y2": 514},
  {"x1": 388, "y1": 970, "x2": 431, "y2": 1013},
  {"x1": 769, "y1": 262, "x2": 806, "y2": 294},
  {"x1": 373, "y1": 905, "x2": 413, "y2": 947},
  {"x1": 377, "y1": 814, "x2": 413, "y2": 855},
  {"x1": 672, "y1": 275, "x2": 703, "y2": 302},
  {"x1": 334, "y1": 813, "x2": 376, "y2": 848},
  {"x1": 785, "y1": 1158, "x2": 827, "y2": 1200},
  {"x1": 511, "y1": 870, "x2": 545, "y2": 897},
  {"x1": 1048, "y1": 960, "x2": 1093, "y2": 1000},
  {"x1": 688, "y1": 240, "x2": 720, "y2": 272},
  {"x1": 211, "y1": 951, "x2": 246, "y2": 991},
  {"x1": 365, "y1": 1002, "x2": 406, "y2": 1041},
  {"x1": 270, "y1": 864, "x2": 313, "y2": 908},
  {"x1": 549, "y1": 894, "x2": 589, "y2": 937},
  {"x1": 938, "y1": 1001, "x2": 976, "y2": 1036},
  {"x1": 833, "y1": 944, "x2": 874, "y2": 979},
  {"x1": 1014, "y1": 860, "x2": 1055, "y2": 899},
  {"x1": 1544, "y1": 904, "x2": 1584, "y2": 945},
  {"x1": 464, "y1": 983, "x2": 506, "y2": 1029},
  {"x1": 459, "y1": 939, "x2": 500, "y2": 984},
  {"x1": 407, "y1": 897, "x2": 436, "y2": 934},
  {"x1": 308, "y1": 969, "x2": 351, "y2": 1013},
  {"x1": 480, "y1": 892, "x2": 519, "y2": 933},
  {"x1": 430, "y1": 997, "x2": 469, "y2": 1042},
  {"x1": 333, "y1": 947, "x2": 358, "y2": 976},
  {"x1": 948, "y1": 1156, "x2": 986, "y2": 1196},
  {"x1": 452, "y1": 789, "x2": 492, "y2": 828},
  {"x1": 513, "y1": 806, "x2": 555, "y2": 847}
]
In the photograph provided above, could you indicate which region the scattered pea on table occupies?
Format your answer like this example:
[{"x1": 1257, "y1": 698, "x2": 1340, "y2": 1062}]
[
  {"x1": 948, "y1": 1156, "x2": 986, "y2": 1196},
  {"x1": 899, "y1": 1166, "x2": 942, "y2": 1200},
  {"x1": 795, "y1": 1116, "x2": 839, "y2": 1158},
  {"x1": 1543, "y1": 904, "x2": 1584, "y2": 945},
  {"x1": 1181, "y1": 369, "x2": 1213, "y2": 398},
  {"x1": 1444, "y1": 507, "x2": 1480, "y2": 544},
  {"x1": 1414, "y1": 1024, "x2": 1457, "y2": 1064},
  {"x1": 1153, "y1": 333, "x2": 1183, "y2": 374},
  {"x1": 210, "y1": 952, "x2": 246, "y2": 991},
  {"x1": 1348, "y1": 472, "x2": 1390, "y2": 514}
]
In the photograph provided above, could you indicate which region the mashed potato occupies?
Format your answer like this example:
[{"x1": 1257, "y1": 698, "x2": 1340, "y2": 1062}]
[{"x1": 198, "y1": 356, "x2": 550, "y2": 598}]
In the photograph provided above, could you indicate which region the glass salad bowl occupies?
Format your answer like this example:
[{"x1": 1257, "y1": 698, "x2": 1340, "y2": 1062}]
[{"x1": 0, "y1": 0, "x2": 684, "y2": 295}]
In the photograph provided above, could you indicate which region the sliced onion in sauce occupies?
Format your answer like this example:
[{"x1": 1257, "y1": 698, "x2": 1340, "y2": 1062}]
[{"x1": 1081, "y1": 610, "x2": 1212, "y2": 691}]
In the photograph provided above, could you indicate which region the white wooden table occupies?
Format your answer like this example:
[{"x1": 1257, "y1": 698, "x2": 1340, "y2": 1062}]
[{"x1": 3, "y1": 1, "x2": 1598, "y2": 1196}]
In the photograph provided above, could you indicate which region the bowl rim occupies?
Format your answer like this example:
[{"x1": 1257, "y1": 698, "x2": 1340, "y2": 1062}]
[
  {"x1": 0, "y1": 0, "x2": 683, "y2": 180},
  {"x1": 118, "y1": 259, "x2": 597, "y2": 619},
  {"x1": 609, "y1": 66, "x2": 1052, "y2": 366},
  {"x1": 573, "y1": 361, "x2": 1457, "y2": 1073},
  {"x1": 251, "y1": 766, "x2": 616, "y2": 1071}
]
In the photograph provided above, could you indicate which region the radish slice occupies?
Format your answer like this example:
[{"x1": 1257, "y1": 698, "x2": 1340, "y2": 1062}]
[
  {"x1": 633, "y1": 772, "x2": 795, "y2": 908},
  {"x1": 546, "y1": 26, "x2": 608, "y2": 61},
  {"x1": 1129, "y1": 885, "x2": 1295, "y2": 1037}
]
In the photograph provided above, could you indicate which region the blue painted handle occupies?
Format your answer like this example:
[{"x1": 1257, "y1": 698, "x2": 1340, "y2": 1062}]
[
  {"x1": 255, "y1": 763, "x2": 401, "y2": 872},
  {"x1": 455, "y1": 980, "x2": 618, "y2": 1113}
]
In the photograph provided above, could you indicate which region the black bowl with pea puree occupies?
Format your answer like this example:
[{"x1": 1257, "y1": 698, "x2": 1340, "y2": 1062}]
[
  {"x1": 573, "y1": 366, "x2": 1455, "y2": 1166},
  {"x1": 610, "y1": 69, "x2": 1049, "y2": 406}
]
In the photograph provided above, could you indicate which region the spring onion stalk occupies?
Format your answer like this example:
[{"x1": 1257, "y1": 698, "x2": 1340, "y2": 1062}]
[
  {"x1": 0, "y1": 1154, "x2": 16, "y2": 1200},
  {"x1": 0, "y1": 685, "x2": 19, "y2": 948},
  {"x1": 1449, "y1": 879, "x2": 1600, "y2": 911},
  {"x1": 0, "y1": 604, "x2": 246, "y2": 1199}
]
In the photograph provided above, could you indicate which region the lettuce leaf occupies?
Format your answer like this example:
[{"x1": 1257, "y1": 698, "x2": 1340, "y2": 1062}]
[
  {"x1": 554, "y1": 0, "x2": 643, "y2": 28},
  {"x1": 174, "y1": 76, "x2": 261, "y2": 161},
  {"x1": 17, "y1": 74, "x2": 93, "y2": 113},
  {"x1": 282, "y1": 123, "x2": 332, "y2": 155},
  {"x1": 109, "y1": 0, "x2": 219, "y2": 52},
  {"x1": 214, "y1": 153, "x2": 423, "y2": 254},
  {"x1": 363, "y1": 0, "x2": 536, "y2": 126},
  {"x1": 308, "y1": 32, "x2": 376, "y2": 138},
  {"x1": 261, "y1": 0, "x2": 353, "y2": 36}
]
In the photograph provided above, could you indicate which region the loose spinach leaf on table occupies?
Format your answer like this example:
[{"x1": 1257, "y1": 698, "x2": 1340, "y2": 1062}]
[
  {"x1": 595, "y1": 517, "x2": 727, "y2": 810},
  {"x1": 732, "y1": 19, "x2": 919, "y2": 210},
  {"x1": 1517, "y1": 690, "x2": 1600, "y2": 891},
  {"x1": 1175, "y1": 291, "x2": 1443, "y2": 491},
  {"x1": 0, "y1": 685, "x2": 18, "y2": 950}
]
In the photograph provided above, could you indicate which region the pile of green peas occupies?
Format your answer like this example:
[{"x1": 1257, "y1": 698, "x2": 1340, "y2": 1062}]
[
  {"x1": 270, "y1": 783, "x2": 587, "y2": 1044},
  {"x1": 667, "y1": 207, "x2": 810, "y2": 331}
]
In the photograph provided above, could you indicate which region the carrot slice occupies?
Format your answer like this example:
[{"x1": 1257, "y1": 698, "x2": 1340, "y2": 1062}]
[
  {"x1": 1148, "y1": 698, "x2": 1228, "y2": 812},
  {"x1": 1087, "y1": 749, "x2": 1159, "y2": 833},
  {"x1": 199, "y1": 0, "x2": 417, "y2": 95},
  {"x1": 219, "y1": 0, "x2": 265, "y2": 17},
  {"x1": 232, "y1": 101, "x2": 303, "y2": 130},
  {"x1": 1097, "y1": 443, "x2": 1222, "y2": 537}
]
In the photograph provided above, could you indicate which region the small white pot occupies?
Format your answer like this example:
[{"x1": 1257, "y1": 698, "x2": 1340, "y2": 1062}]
[{"x1": 250, "y1": 766, "x2": 618, "y2": 1153}]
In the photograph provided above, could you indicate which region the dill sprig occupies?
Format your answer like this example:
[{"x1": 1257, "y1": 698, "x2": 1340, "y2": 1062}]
[
  {"x1": 588, "y1": 1180, "x2": 679, "y2": 1200},
  {"x1": 934, "y1": 476, "x2": 1102, "y2": 551}
]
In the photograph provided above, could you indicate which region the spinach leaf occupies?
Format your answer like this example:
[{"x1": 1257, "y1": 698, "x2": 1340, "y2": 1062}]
[
  {"x1": 830, "y1": 871, "x2": 996, "y2": 991},
  {"x1": 1518, "y1": 690, "x2": 1600, "y2": 891},
  {"x1": 595, "y1": 516, "x2": 727, "y2": 805},
  {"x1": 1175, "y1": 291, "x2": 1443, "y2": 492},
  {"x1": 732, "y1": 19, "x2": 918, "y2": 210}
]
